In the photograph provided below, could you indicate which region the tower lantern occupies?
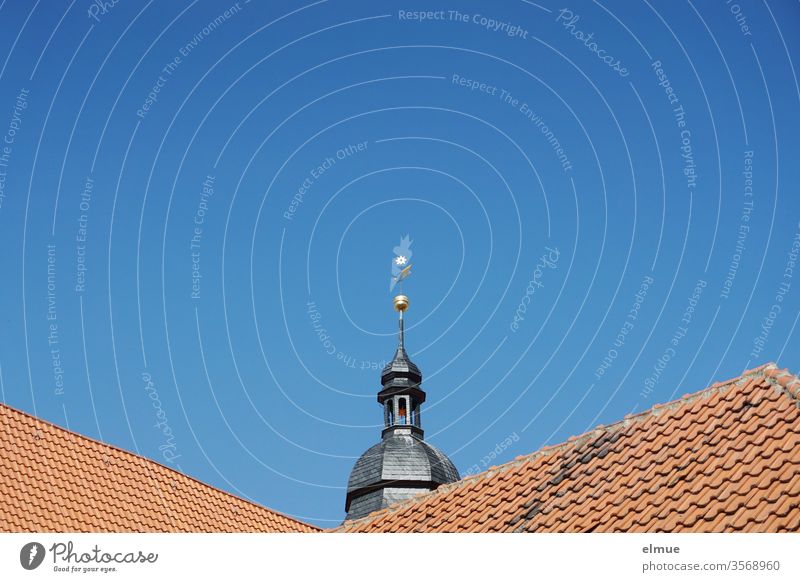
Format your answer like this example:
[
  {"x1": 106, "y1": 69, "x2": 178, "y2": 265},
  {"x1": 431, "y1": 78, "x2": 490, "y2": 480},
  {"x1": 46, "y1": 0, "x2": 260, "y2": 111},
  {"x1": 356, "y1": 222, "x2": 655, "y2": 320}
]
[{"x1": 344, "y1": 294, "x2": 460, "y2": 521}]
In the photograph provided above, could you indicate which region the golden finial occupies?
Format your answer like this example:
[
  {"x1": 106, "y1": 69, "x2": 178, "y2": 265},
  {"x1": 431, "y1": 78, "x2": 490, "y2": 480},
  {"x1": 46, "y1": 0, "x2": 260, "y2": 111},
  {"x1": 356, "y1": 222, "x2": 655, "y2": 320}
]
[{"x1": 393, "y1": 294, "x2": 409, "y2": 312}]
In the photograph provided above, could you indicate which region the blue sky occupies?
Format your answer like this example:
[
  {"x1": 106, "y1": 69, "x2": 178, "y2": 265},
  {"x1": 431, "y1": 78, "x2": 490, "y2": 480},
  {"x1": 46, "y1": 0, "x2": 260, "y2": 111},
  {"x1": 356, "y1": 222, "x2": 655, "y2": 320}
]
[{"x1": 0, "y1": 0, "x2": 798, "y2": 527}]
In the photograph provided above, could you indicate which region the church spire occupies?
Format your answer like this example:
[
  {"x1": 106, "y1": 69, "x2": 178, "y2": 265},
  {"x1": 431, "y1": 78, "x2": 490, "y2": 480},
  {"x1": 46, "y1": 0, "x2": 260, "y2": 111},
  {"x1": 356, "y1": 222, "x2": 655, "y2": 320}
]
[
  {"x1": 397, "y1": 297, "x2": 406, "y2": 350},
  {"x1": 378, "y1": 295, "x2": 425, "y2": 438},
  {"x1": 343, "y1": 261, "x2": 459, "y2": 521}
]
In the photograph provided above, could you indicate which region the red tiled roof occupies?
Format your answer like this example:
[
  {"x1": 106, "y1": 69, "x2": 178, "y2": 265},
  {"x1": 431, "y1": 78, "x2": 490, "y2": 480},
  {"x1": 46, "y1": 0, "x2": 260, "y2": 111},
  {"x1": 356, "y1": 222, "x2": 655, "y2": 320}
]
[
  {"x1": 337, "y1": 363, "x2": 800, "y2": 532},
  {"x1": 3, "y1": 363, "x2": 798, "y2": 533},
  {"x1": 0, "y1": 402, "x2": 318, "y2": 532}
]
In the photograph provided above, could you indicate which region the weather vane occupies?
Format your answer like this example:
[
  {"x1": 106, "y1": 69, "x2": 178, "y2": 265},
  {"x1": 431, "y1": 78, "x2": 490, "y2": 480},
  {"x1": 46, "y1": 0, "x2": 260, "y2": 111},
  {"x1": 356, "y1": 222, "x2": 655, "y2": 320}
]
[
  {"x1": 390, "y1": 234, "x2": 413, "y2": 294},
  {"x1": 390, "y1": 234, "x2": 413, "y2": 318}
]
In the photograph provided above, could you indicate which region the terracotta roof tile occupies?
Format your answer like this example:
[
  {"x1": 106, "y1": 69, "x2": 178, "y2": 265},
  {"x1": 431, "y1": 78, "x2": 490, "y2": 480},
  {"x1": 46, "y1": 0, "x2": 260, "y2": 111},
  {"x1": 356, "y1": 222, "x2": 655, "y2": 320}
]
[
  {"x1": 336, "y1": 363, "x2": 800, "y2": 533},
  {"x1": 4, "y1": 362, "x2": 798, "y2": 533},
  {"x1": 0, "y1": 402, "x2": 318, "y2": 532}
]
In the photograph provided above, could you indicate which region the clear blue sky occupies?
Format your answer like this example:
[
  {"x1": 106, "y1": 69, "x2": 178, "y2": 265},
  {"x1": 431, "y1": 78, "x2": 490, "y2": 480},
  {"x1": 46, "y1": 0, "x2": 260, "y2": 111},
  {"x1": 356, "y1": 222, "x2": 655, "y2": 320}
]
[{"x1": 0, "y1": 0, "x2": 798, "y2": 527}]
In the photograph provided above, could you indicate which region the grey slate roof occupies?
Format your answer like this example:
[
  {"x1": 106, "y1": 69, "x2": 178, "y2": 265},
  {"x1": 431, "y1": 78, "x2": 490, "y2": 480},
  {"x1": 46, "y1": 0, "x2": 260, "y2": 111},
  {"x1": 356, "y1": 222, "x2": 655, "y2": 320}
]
[
  {"x1": 380, "y1": 344, "x2": 422, "y2": 384},
  {"x1": 347, "y1": 433, "x2": 460, "y2": 490},
  {"x1": 346, "y1": 487, "x2": 434, "y2": 522},
  {"x1": 345, "y1": 432, "x2": 460, "y2": 520}
]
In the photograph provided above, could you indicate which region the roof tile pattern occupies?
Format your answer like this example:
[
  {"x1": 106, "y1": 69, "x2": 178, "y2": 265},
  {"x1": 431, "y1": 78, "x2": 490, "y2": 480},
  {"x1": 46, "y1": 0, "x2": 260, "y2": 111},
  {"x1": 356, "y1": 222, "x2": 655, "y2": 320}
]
[
  {"x1": 0, "y1": 403, "x2": 317, "y2": 532},
  {"x1": 337, "y1": 364, "x2": 800, "y2": 532}
]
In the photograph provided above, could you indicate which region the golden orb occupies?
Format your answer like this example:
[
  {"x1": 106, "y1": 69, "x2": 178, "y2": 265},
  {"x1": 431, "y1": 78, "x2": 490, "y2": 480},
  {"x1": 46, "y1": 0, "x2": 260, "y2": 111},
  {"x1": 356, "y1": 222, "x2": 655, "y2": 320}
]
[{"x1": 393, "y1": 295, "x2": 409, "y2": 312}]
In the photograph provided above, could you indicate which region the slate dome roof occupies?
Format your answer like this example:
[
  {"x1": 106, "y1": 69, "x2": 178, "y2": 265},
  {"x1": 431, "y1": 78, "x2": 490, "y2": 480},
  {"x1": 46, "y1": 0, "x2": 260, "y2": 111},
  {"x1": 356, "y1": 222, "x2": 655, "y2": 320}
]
[
  {"x1": 345, "y1": 431, "x2": 460, "y2": 519},
  {"x1": 348, "y1": 433, "x2": 460, "y2": 491}
]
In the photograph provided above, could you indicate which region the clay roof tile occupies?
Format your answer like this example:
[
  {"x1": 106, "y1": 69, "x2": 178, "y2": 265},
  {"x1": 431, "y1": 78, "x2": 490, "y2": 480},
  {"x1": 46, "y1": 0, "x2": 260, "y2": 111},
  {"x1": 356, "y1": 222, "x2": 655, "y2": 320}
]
[
  {"x1": 336, "y1": 363, "x2": 800, "y2": 533},
  {"x1": 0, "y1": 403, "x2": 318, "y2": 533}
]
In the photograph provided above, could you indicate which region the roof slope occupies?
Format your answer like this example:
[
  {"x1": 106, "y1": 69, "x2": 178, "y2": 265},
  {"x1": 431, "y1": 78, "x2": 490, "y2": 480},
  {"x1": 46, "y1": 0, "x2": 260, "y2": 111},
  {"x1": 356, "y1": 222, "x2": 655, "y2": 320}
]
[
  {"x1": 0, "y1": 403, "x2": 317, "y2": 532},
  {"x1": 337, "y1": 363, "x2": 800, "y2": 532}
]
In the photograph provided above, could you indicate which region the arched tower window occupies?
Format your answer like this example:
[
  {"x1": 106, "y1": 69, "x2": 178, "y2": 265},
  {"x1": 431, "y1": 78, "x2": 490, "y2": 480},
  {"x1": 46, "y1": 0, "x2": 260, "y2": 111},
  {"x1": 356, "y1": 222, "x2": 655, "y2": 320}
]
[
  {"x1": 398, "y1": 397, "x2": 408, "y2": 424},
  {"x1": 386, "y1": 401, "x2": 394, "y2": 426}
]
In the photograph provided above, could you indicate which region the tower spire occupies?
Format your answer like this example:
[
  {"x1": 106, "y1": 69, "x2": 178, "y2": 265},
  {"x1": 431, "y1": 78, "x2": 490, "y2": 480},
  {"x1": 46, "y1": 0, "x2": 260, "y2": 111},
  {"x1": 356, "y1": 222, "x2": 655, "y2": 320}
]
[
  {"x1": 398, "y1": 309, "x2": 404, "y2": 349},
  {"x1": 394, "y1": 294, "x2": 408, "y2": 353},
  {"x1": 344, "y1": 291, "x2": 460, "y2": 520},
  {"x1": 378, "y1": 294, "x2": 423, "y2": 437}
]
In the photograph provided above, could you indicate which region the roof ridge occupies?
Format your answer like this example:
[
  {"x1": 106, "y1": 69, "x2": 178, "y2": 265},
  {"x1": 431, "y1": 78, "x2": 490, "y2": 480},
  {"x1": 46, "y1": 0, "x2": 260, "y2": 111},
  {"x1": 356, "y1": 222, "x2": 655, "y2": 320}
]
[
  {"x1": 336, "y1": 362, "x2": 785, "y2": 529},
  {"x1": 0, "y1": 401, "x2": 319, "y2": 531},
  {"x1": 760, "y1": 364, "x2": 800, "y2": 402}
]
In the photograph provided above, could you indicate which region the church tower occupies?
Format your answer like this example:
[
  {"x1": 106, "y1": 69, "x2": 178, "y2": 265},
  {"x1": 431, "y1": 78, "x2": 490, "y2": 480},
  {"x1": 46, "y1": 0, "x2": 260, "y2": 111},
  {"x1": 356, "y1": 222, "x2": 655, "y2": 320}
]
[{"x1": 344, "y1": 294, "x2": 460, "y2": 521}]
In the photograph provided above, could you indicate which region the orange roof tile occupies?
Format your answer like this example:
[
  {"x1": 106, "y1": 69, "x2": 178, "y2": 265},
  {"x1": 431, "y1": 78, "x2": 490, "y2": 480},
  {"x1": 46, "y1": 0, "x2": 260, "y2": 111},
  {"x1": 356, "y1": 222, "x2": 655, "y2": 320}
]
[
  {"x1": 336, "y1": 363, "x2": 800, "y2": 532},
  {"x1": 3, "y1": 363, "x2": 798, "y2": 533},
  {"x1": 0, "y1": 402, "x2": 318, "y2": 532}
]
